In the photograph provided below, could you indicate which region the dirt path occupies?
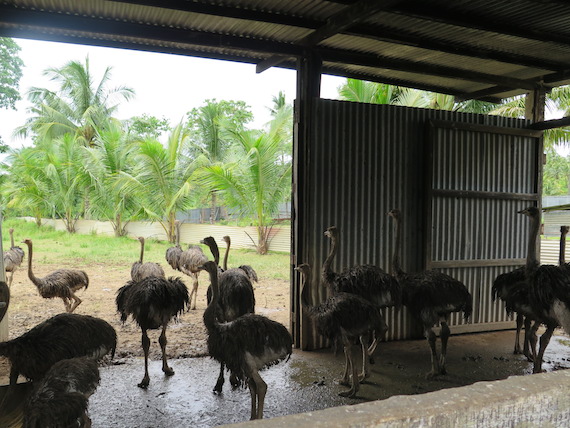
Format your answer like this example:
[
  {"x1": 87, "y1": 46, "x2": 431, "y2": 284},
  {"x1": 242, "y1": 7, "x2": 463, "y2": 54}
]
[{"x1": 0, "y1": 262, "x2": 290, "y2": 383}]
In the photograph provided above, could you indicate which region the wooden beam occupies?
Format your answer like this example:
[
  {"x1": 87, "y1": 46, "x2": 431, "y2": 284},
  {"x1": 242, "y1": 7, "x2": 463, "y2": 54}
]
[
  {"x1": 258, "y1": 0, "x2": 399, "y2": 73},
  {"x1": 529, "y1": 116, "x2": 570, "y2": 130}
]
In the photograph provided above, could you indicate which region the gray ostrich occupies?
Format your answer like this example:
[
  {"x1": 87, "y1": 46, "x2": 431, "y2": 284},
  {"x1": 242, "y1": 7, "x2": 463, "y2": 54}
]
[
  {"x1": 116, "y1": 275, "x2": 189, "y2": 388},
  {"x1": 4, "y1": 228, "x2": 25, "y2": 286},
  {"x1": 202, "y1": 236, "x2": 256, "y2": 393},
  {"x1": 0, "y1": 313, "x2": 116, "y2": 387},
  {"x1": 165, "y1": 220, "x2": 183, "y2": 271},
  {"x1": 201, "y1": 261, "x2": 292, "y2": 420},
  {"x1": 519, "y1": 207, "x2": 570, "y2": 370},
  {"x1": 23, "y1": 356, "x2": 100, "y2": 428},
  {"x1": 221, "y1": 235, "x2": 258, "y2": 281},
  {"x1": 296, "y1": 263, "x2": 386, "y2": 398},
  {"x1": 178, "y1": 242, "x2": 208, "y2": 310},
  {"x1": 131, "y1": 236, "x2": 165, "y2": 282},
  {"x1": 22, "y1": 239, "x2": 89, "y2": 313},
  {"x1": 388, "y1": 209, "x2": 472, "y2": 377}
]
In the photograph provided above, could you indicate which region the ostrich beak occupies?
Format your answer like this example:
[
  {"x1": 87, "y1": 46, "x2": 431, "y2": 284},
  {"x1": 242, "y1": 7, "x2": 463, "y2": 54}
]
[{"x1": 518, "y1": 208, "x2": 529, "y2": 215}]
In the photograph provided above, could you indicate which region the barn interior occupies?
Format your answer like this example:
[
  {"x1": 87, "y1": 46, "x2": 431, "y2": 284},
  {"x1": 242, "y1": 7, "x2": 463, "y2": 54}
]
[{"x1": 2, "y1": 0, "x2": 570, "y2": 425}]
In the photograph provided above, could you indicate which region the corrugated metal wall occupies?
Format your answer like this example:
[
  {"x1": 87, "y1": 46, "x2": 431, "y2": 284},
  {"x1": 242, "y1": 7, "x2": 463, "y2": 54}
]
[{"x1": 292, "y1": 100, "x2": 541, "y2": 349}]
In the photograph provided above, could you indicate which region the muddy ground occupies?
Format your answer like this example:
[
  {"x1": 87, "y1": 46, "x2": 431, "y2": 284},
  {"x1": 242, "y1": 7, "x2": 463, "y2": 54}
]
[{"x1": 0, "y1": 261, "x2": 289, "y2": 383}]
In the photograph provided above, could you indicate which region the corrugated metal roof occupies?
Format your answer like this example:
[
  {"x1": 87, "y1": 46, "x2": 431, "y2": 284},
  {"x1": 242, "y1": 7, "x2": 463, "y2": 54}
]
[{"x1": 1, "y1": 0, "x2": 570, "y2": 101}]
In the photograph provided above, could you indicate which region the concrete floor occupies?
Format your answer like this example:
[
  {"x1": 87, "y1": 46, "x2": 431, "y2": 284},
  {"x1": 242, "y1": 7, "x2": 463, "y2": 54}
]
[{"x1": 2, "y1": 329, "x2": 570, "y2": 427}]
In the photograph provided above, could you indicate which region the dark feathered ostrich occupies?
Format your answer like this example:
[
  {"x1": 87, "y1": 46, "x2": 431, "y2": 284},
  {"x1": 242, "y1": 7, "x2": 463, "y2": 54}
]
[
  {"x1": 201, "y1": 261, "x2": 292, "y2": 420},
  {"x1": 165, "y1": 220, "x2": 183, "y2": 271},
  {"x1": 322, "y1": 226, "x2": 400, "y2": 308},
  {"x1": 22, "y1": 239, "x2": 89, "y2": 313},
  {"x1": 116, "y1": 275, "x2": 189, "y2": 388},
  {"x1": 296, "y1": 263, "x2": 386, "y2": 398},
  {"x1": 560, "y1": 225, "x2": 569, "y2": 268},
  {"x1": 202, "y1": 236, "x2": 256, "y2": 393},
  {"x1": 131, "y1": 236, "x2": 165, "y2": 282},
  {"x1": 0, "y1": 280, "x2": 9, "y2": 323},
  {"x1": 388, "y1": 209, "x2": 472, "y2": 378},
  {"x1": 519, "y1": 207, "x2": 570, "y2": 371},
  {"x1": 222, "y1": 235, "x2": 258, "y2": 282},
  {"x1": 23, "y1": 356, "x2": 100, "y2": 428},
  {"x1": 0, "y1": 313, "x2": 116, "y2": 387},
  {"x1": 4, "y1": 228, "x2": 25, "y2": 286},
  {"x1": 178, "y1": 243, "x2": 208, "y2": 310}
]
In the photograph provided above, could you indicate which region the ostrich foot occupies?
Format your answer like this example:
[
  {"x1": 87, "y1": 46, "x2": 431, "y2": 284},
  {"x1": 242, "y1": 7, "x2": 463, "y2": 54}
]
[
  {"x1": 513, "y1": 347, "x2": 522, "y2": 355},
  {"x1": 425, "y1": 370, "x2": 440, "y2": 379},
  {"x1": 358, "y1": 371, "x2": 370, "y2": 382},
  {"x1": 163, "y1": 366, "x2": 175, "y2": 376},
  {"x1": 138, "y1": 376, "x2": 150, "y2": 389},
  {"x1": 229, "y1": 373, "x2": 240, "y2": 388},
  {"x1": 339, "y1": 385, "x2": 358, "y2": 398},
  {"x1": 524, "y1": 352, "x2": 534, "y2": 363},
  {"x1": 338, "y1": 377, "x2": 350, "y2": 387},
  {"x1": 213, "y1": 379, "x2": 224, "y2": 394}
]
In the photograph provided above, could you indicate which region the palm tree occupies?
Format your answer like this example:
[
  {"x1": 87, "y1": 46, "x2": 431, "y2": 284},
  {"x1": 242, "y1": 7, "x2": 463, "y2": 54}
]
[
  {"x1": 199, "y1": 120, "x2": 291, "y2": 254},
  {"x1": 120, "y1": 123, "x2": 195, "y2": 243},
  {"x1": 14, "y1": 57, "x2": 135, "y2": 146},
  {"x1": 82, "y1": 119, "x2": 138, "y2": 236}
]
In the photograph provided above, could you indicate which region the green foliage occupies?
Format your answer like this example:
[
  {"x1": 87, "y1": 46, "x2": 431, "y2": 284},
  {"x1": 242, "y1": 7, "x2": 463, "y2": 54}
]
[
  {"x1": 0, "y1": 37, "x2": 23, "y2": 111},
  {"x1": 124, "y1": 114, "x2": 170, "y2": 140},
  {"x1": 543, "y1": 148, "x2": 570, "y2": 195}
]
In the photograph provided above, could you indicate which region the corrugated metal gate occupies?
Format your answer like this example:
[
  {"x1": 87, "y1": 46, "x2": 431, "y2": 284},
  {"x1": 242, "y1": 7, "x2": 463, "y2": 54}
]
[
  {"x1": 425, "y1": 120, "x2": 542, "y2": 332},
  {"x1": 291, "y1": 100, "x2": 543, "y2": 350}
]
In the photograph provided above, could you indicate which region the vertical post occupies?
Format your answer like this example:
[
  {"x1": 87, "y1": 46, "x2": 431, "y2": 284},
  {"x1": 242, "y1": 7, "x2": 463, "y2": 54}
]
[
  {"x1": 525, "y1": 88, "x2": 546, "y2": 258},
  {"x1": 291, "y1": 49, "x2": 321, "y2": 349},
  {"x1": 0, "y1": 213, "x2": 8, "y2": 341}
]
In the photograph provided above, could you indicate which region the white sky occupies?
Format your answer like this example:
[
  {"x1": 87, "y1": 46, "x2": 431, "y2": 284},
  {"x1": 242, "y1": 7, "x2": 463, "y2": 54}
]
[{"x1": 0, "y1": 38, "x2": 346, "y2": 150}]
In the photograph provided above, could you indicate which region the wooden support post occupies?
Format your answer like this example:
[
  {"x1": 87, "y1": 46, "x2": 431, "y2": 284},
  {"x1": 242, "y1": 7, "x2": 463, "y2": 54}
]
[
  {"x1": 292, "y1": 49, "x2": 321, "y2": 350},
  {"x1": 0, "y1": 213, "x2": 8, "y2": 341}
]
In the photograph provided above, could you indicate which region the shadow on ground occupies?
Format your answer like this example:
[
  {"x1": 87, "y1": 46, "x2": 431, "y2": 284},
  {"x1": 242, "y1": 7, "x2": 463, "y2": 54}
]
[{"x1": 2, "y1": 329, "x2": 570, "y2": 427}]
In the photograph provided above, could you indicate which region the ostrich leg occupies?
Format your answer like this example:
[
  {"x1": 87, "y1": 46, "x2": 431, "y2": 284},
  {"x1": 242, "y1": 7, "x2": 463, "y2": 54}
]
[
  {"x1": 534, "y1": 326, "x2": 555, "y2": 373},
  {"x1": 159, "y1": 325, "x2": 174, "y2": 376},
  {"x1": 251, "y1": 371, "x2": 267, "y2": 419},
  {"x1": 525, "y1": 320, "x2": 540, "y2": 363},
  {"x1": 69, "y1": 292, "x2": 82, "y2": 313},
  {"x1": 438, "y1": 320, "x2": 450, "y2": 375},
  {"x1": 514, "y1": 313, "x2": 524, "y2": 354},
  {"x1": 426, "y1": 327, "x2": 440, "y2": 378},
  {"x1": 190, "y1": 273, "x2": 199, "y2": 310},
  {"x1": 339, "y1": 344, "x2": 359, "y2": 398},
  {"x1": 139, "y1": 329, "x2": 151, "y2": 388},
  {"x1": 214, "y1": 362, "x2": 225, "y2": 394},
  {"x1": 248, "y1": 378, "x2": 258, "y2": 420}
]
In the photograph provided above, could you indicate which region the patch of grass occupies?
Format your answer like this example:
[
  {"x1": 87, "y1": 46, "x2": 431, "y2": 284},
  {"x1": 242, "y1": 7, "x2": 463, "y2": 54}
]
[{"x1": 4, "y1": 218, "x2": 291, "y2": 280}]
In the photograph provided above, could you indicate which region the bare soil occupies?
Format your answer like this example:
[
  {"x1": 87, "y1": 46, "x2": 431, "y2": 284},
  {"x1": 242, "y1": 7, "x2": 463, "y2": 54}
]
[{"x1": 0, "y1": 262, "x2": 289, "y2": 383}]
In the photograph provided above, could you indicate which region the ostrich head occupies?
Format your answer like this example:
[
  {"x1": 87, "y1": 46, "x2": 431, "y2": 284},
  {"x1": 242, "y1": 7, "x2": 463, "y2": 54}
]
[
  {"x1": 518, "y1": 206, "x2": 540, "y2": 218},
  {"x1": 200, "y1": 236, "x2": 216, "y2": 247},
  {"x1": 387, "y1": 209, "x2": 401, "y2": 219},
  {"x1": 222, "y1": 235, "x2": 231, "y2": 245},
  {"x1": 324, "y1": 226, "x2": 337, "y2": 239},
  {"x1": 562, "y1": 226, "x2": 569, "y2": 235},
  {"x1": 138, "y1": 236, "x2": 145, "y2": 243},
  {"x1": 295, "y1": 263, "x2": 311, "y2": 277},
  {"x1": 199, "y1": 260, "x2": 218, "y2": 275},
  {"x1": 9, "y1": 228, "x2": 13, "y2": 234},
  {"x1": 22, "y1": 238, "x2": 32, "y2": 246}
]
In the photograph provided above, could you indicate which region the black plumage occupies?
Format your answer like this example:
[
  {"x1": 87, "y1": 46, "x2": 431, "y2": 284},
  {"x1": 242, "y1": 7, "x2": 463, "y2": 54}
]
[
  {"x1": 116, "y1": 275, "x2": 189, "y2": 388},
  {"x1": 322, "y1": 226, "x2": 400, "y2": 309},
  {"x1": 202, "y1": 236, "x2": 256, "y2": 393},
  {"x1": 0, "y1": 313, "x2": 116, "y2": 386},
  {"x1": 22, "y1": 238, "x2": 89, "y2": 313},
  {"x1": 202, "y1": 261, "x2": 291, "y2": 420},
  {"x1": 0, "y1": 280, "x2": 9, "y2": 323},
  {"x1": 388, "y1": 209, "x2": 472, "y2": 377},
  {"x1": 23, "y1": 356, "x2": 100, "y2": 428},
  {"x1": 221, "y1": 236, "x2": 258, "y2": 282},
  {"x1": 297, "y1": 263, "x2": 386, "y2": 398},
  {"x1": 130, "y1": 236, "x2": 165, "y2": 282}
]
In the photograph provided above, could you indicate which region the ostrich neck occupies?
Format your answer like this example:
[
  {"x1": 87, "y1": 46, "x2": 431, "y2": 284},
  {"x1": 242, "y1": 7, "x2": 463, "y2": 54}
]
[
  {"x1": 208, "y1": 242, "x2": 220, "y2": 266},
  {"x1": 321, "y1": 235, "x2": 337, "y2": 286},
  {"x1": 526, "y1": 213, "x2": 541, "y2": 272},
  {"x1": 391, "y1": 216, "x2": 405, "y2": 278},
  {"x1": 203, "y1": 268, "x2": 221, "y2": 332},
  {"x1": 139, "y1": 241, "x2": 145, "y2": 263},
  {"x1": 176, "y1": 223, "x2": 181, "y2": 246},
  {"x1": 560, "y1": 232, "x2": 567, "y2": 265},
  {"x1": 26, "y1": 244, "x2": 39, "y2": 286},
  {"x1": 299, "y1": 273, "x2": 315, "y2": 313},
  {"x1": 9, "y1": 231, "x2": 14, "y2": 248},
  {"x1": 223, "y1": 242, "x2": 230, "y2": 271}
]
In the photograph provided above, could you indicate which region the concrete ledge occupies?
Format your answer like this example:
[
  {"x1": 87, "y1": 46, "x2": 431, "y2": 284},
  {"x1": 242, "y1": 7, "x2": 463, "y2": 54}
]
[{"x1": 227, "y1": 370, "x2": 570, "y2": 427}]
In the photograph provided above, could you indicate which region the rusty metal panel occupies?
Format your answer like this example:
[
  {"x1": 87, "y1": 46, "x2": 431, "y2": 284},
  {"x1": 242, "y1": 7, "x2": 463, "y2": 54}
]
[{"x1": 292, "y1": 100, "x2": 537, "y2": 349}]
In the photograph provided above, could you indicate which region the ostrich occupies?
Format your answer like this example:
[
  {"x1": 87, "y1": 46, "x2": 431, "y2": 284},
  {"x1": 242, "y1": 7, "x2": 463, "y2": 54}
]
[
  {"x1": 116, "y1": 275, "x2": 189, "y2": 388},
  {"x1": 131, "y1": 236, "x2": 165, "y2": 282},
  {"x1": 296, "y1": 263, "x2": 387, "y2": 398},
  {"x1": 165, "y1": 220, "x2": 183, "y2": 271},
  {"x1": 201, "y1": 261, "x2": 292, "y2": 420},
  {"x1": 388, "y1": 209, "x2": 472, "y2": 377},
  {"x1": 0, "y1": 313, "x2": 116, "y2": 387},
  {"x1": 519, "y1": 207, "x2": 570, "y2": 370},
  {"x1": 4, "y1": 228, "x2": 25, "y2": 286},
  {"x1": 560, "y1": 225, "x2": 569, "y2": 268},
  {"x1": 0, "y1": 280, "x2": 9, "y2": 322},
  {"x1": 22, "y1": 239, "x2": 89, "y2": 313},
  {"x1": 222, "y1": 235, "x2": 258, "y2": 282},
  {"x1": 178, "y1": 243, "x2": 208, "y2": 310},
  {"x1": 201, "y1": 236, "x2": 256, "y2": 393},
  {"x1": 23, "y1": 356, "x2": 100, "y2": 428}
]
